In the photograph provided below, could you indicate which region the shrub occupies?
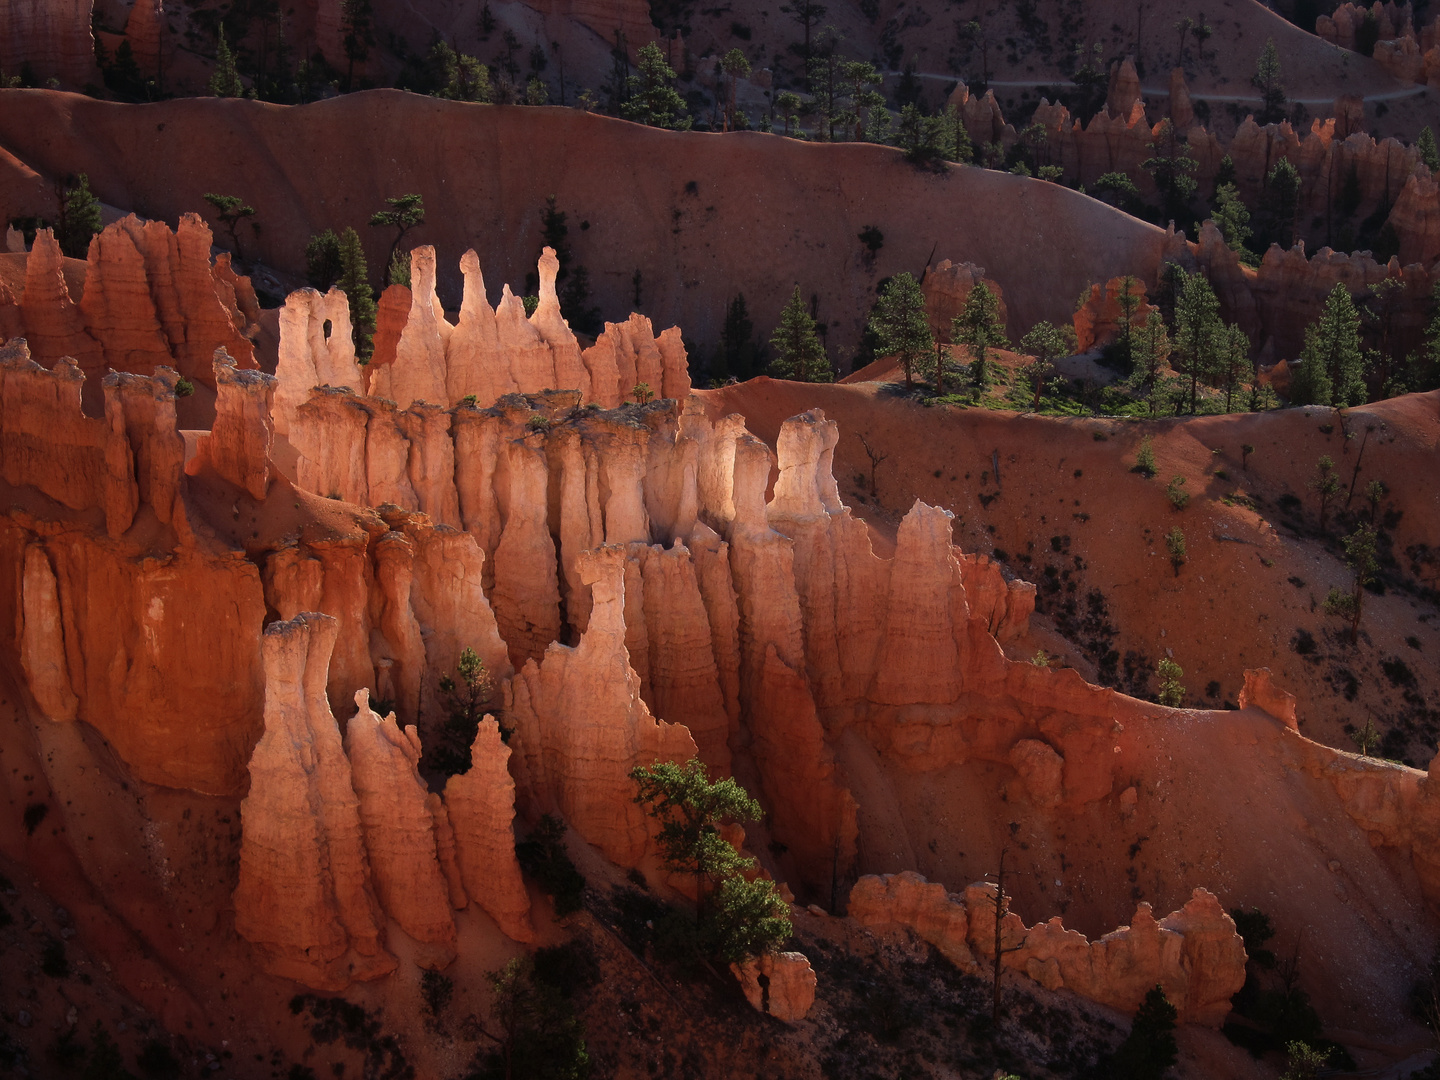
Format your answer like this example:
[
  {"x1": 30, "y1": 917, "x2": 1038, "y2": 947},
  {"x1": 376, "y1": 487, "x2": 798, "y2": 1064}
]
[
  {"x1": 173, "y1": 378, "x2": 195, "y2": 398},
  {"x1": 22, "y1": 802, "x2": 48, "y2": 835},
  {"x1": 516, "y1": 815, "x2": 587, "y2": 916},
  {"x1": 1164, "y1": 527, "x2": 1187, "y2": 575},
  {"x1": 1132, "y1": 435, "x2": 1157, "y2": 478},
  {"x1": 1157, "y1": 658, "x2": 1184, "y2": 707},
  {"x1": 421, "y1": 970, "x2": 454, "y2": 1018},
  {"x1": 1165, "y1": 475, "x2": 1189, "y2": 510}
]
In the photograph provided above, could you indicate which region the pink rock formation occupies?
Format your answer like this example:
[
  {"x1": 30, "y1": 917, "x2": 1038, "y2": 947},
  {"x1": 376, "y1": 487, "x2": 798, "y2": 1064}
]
[
  {"x1": 921, "y1": 260, "x2": 1009, "y2": 340},
  {"x1": 18, "y1": 542, "x2": 80, "y2": 721},
  {"x1": 507, "y1": 545, "x2": 697, "y2": 867},
  {"x1": 0, "y1": 0, "x2": 99, "y2": 87},
  {"x1": 852, "y1": 873, "x2": 1245, "y2": 1026},
  {"x1": 1073, "y1": 277, "x2": 1156, "y2": 353},
  {"x1": 275, "y1": 286, "x2": 362, "y2": 434},
  {"x1": 344, "y1": 689, "x2": 457, "y2": 966},
  {"x1": 730, "y1": 951, "x2": 817, "y2": 1022},
  {"x1": 849, "y1": 871, "x2": 974, "y2": 968},
  {"x1": 1239, "y1": 668, "x2": 1298, "y2": 730},
  {"x1": 443, "y1": 718, "x2": 535, "y2": 941},
  {"x1": 79, "y1": 222, "x2": 172, "y2": 377},
  {"x1": 19, "y1": 230, "x2": 103, "y2": 385},
  {"x1": 1168, "y1": 67, "x2": 1194, "y2": 131},
  {"x1": 307, "y1": 247, "x2": 690, "y2": 413},
  {"x1": 1388, "y1": 170, "x2": 1440, "y2": 266},
  {"x1": 123, "y1": 0, "x2": 166, "y2": 78},
  {"x1": 1105, "y1": 57, "x2": 1142, "y2": 120},
  {"x1": 189, "y1": 350, "x2": 275, "y2": 500},
  {"x1": 234, "y1": 613, "x2": 395, "y2": 990}
]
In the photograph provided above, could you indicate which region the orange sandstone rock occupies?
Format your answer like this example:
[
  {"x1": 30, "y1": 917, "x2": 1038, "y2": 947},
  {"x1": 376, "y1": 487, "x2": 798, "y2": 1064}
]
[
  {"x1": 344, "y1": 689, "x2": 457, "y2": 967},
  {"x1": 443, "y1": 718, "x2": 535, "y2": 942},
  {"x1": 730, "y1": 952, "x2": 817, "y2": 1022},
  {"x1": 234, "y1": 613, "x2": 394, "y2": 990},
  {"x1": 18, "y1": 543, "x2": 80, "y2": 721}
]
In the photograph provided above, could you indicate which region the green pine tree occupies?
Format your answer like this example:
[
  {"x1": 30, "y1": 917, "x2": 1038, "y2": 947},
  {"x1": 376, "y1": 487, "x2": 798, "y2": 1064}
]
[
  {"x1": 1172, "y1": 270, "x2": 1224, "y2": 413},
  {"x1": 336, "y1": 227, "x2": 376, "y2": 360},
  {"x1": 1419, "y1": 127, "x2": 1440, "y2": 172},
  {"x1": 1211, "y1": 182, "x2": 1253, "y2": 256},
  {"x1": 1293, "y1": 283, "x2": 1365, "y2": 406},
  {"x1": 1142, "y1": 119, "x2": 1198, "y2": 222},
  {"x1": 769, "y1": 286, "x2": 831, "y2": 382},
  {"x1": 716, "y1": 293, "x2": 761, "y2": 380},
  {"x1": 952, "y1": 281, "x2": 1008, "y2": 389},
  {"x1": 1112, "y1": 986, "x2": 1179, "y2": 1079},
  {"x1": 622, "y1": 43, "x2": 691, "y2": 130},
  {"x1": 209, "y1": 25, "x2": 243, "y2": 97},
  {"x1": 1253, "y1": 39, "x2": 1287, "y2": 124},
  {"x1": 56, "y1": 173, "x2": 103, "y2": 259},
  {"x1": 369, "y1": 193, "x2": 425, "y2": 277},
  {"x1": 305, "y1": 229, "x2": 343, "y2": 291},
  {"x1": 868, "y1": 273, "x2": 932, "y2": 388},
  {"x1": 1263, "y1": 157, "x2": 1301, "y2": 250}
]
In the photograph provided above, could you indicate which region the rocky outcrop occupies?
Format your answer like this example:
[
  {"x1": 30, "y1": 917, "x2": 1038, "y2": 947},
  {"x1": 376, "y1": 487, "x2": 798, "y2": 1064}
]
[
  {"x1": 507, "y1": 545, "x2": 698, "y2": 867},
  {"x1": 443, "y1": 718, "x2": 535, "y2": 942},
  {"x1": 731, "y1": 952, "x2": 817, "y2": 1022},
  {"x1": 234, "y1": 614, "x2": 394, "y2": 990},
  {"x1": 309, "y1": 246, "x2": 690, "y2": 413},
  {"x1": 1073, "y1": 277, "x2": 1156, "y2": 353},
  {"x1": 12, "y1": 217, "x2": 261, "y2": 412},
  {"x1": 0, "y1": 0, "x2": 98, "y2": 88},
  {"x1": 1239, "y1": 668, "x2": 1298, "y2": 730},
  {"x1": 344, "y1": 690, "x2": 457, "y2": 967},
  {"x1": 123, "y1": 0, "x2": 166, "y2": 78},
  {"x1": 850, "y1": 873, "x2": 1246, "y2": 1026},
  {"x1": 921, "y1": 260, "x2": 1009, "y2": 340},
  {"x1": 1388, "y1": 170, "x2": 1440, "y2": 266},
  {"x1": 274, "y1": 286, "x2": 362, "y2": 434},
  {"x1": 189, "y1": 351, "x2": 276, "y2": 500}
]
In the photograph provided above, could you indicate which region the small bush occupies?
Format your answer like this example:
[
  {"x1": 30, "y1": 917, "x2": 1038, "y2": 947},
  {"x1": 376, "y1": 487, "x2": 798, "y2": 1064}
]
[
  {"x1": 1132, "y1": 435, "x2": 1157, "y2": 478},
  {"x1": 23, "y1": 802, "x2": 48, "y2": 835},
  {"x1": 526, "y1": 413, "x2": 550, "y2": 431},
  {"x1": 1157, "y1": 658, "x2": 1184, "y2": 707},
  {"x1": 420, "y1": 970, "x2": 454, "y2": 1018},
  {"x1": 1164, "y1": 527, "x2": 1187, "y2": 575},
  {"x1": 174, "y1": 377, "x2": 195, "y2": 398},
  {"x1": 1292, "y1": 629, "x2": 1317, "y2": 655},
  {"x1": 1165, "y1": 475, "x2": 1189, "y2": 510}
]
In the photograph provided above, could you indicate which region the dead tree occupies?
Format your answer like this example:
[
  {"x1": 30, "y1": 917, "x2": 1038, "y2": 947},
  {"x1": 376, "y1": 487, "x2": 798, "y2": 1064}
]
[
  {"x1": 988, "y1": 847, "x2": 1029, "y2": 1026},
  {"x1": 858, "y1": 434, "x2": 889, "y2": 498}
]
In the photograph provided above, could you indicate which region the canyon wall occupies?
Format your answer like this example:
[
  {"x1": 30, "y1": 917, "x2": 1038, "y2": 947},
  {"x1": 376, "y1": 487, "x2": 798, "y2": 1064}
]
[{"x1": 0, "y1": 0, "x2": 97, "y2": 87}]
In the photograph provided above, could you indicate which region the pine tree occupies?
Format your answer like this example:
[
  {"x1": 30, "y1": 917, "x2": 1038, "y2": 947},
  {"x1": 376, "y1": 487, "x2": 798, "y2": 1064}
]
[
  {"x1": 868, "y1": 273, "x2": 931, "y2": 388},
  {"x1": 209, "y1": 25, "x2": 243, "y2": 97},
  {"x1": 717, "y1": 293, "x2": 760, "y2": 380},
  {"x1": 720, "y1": 48, "x2": 751, "y2": 131},
  {"x1": 1323, "y1": 522, "x2": 1379, "y2": 644},
  {"x1": 1142, "y1": 119, "x2": 1198, "y2": 222},
  {"x1": 336, "y1": 227, "x2": 376, "y2": 360},
  {"x1": 203, "y1": 193, "x2": 256, "y2": 260},
  {"x1": 369, "y1": 193, "x2": 425, "y2": 277},
  {"x1": 56, "y1": 174, "x2": 103, "y2": 259},
  {"x1": 622, "y1": 43, "x2": 691, "y2": 130},
  {"x1": 1253, "y1": 39, "x2": 1287, "y2": 125},
  {"x1": 340, "y1": 0, "x2": 374, "y2": 91},
  {"x1": 1293, "y1": 283, "x2": 1364, "y2": 406},
  {"x1": 1172, "y1": 271, "x2": 1224, "y2": 413},
  {"x1": 769, "y1": 286, "x2": 831, "y2": 382},
  {"x1": 1219, "y1": 322, "x2": 1252, "y2": 412},
  {"x1": 1211, "y1": 182, "x2": 1253, "y2": 256},
  {"x1": 1111, "y1": 986, "x2": 1180, "y2": 1079},
  {"x1": 952, "y1": 281, "x2": 1008, "y2": 389},
  {"x1": 1018, "y1": 321, "x2": 1070, "y2": 410},
  {"x1": 1263, "y1": 158, "x2": 1302, "y2": 250},
  {"x1": 305, "y1": 230, "x2": 343, "y2": 291},
  {"x1": 1419, "y1": 127, "x2": 1440, "y2": 172},
  {"x1": 1128, "y1": 311, "x2": 1173, "y2": 415}
]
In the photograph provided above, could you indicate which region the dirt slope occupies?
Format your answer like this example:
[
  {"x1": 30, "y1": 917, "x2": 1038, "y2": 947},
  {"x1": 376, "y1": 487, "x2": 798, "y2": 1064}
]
[{"x1": 0, "y1": 88, "x2": 1174, "y2": 364}]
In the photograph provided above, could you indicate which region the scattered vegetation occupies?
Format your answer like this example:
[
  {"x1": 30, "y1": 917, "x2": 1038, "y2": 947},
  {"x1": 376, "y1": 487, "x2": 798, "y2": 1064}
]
[
  {"x1": 516, "y1": 815, "x2": 587, "y2": 916},
  {"x1": 1157, "y1": 657, "x2": 1185, "y2": 707}
]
